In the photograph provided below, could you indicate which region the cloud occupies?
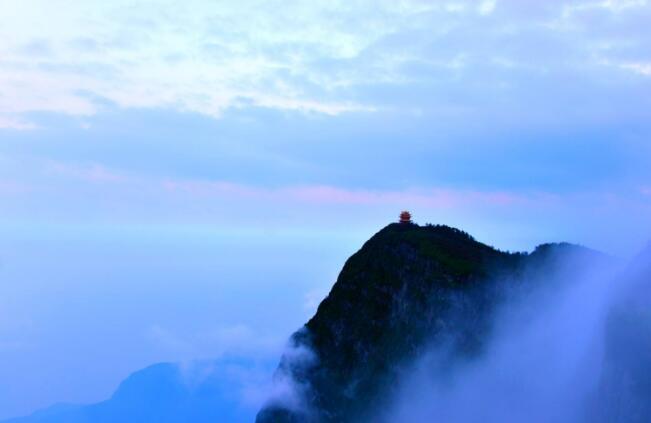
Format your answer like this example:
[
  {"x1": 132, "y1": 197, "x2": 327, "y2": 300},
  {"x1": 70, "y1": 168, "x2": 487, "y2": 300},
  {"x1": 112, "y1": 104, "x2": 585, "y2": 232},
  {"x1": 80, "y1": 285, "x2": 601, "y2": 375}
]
[
  {"x1": 2, "y1": 0, "x2": 650, "y2": 128},
  {"x1": 47, "y1": 162, "x2": 128, "y2": 183},
  {"x1": 565, "y1": 0, "x2": 649, "y2": 14},
  {"x1": 0, "y1": 0, "x2": 386, "y2": 126},
  {"x1": 147, "y1": 323, "x2": 285, "y2": 362},
  {"x1": 378, "y1": 248, "x2": 620, "y2": 423},
  {"x1": 3, "y1": 155, "x2": 651, "y2": 254},
  {"x1": 164, "y1": 180, "x2": 532, "y2": 208},
  {"x1": 478, "y1": 0, "x2": 498, "y2": 15},
  {"x1": 619, "y1": 62, "x2": 651, "y2": 76},
  {"x1": 0, "y1": 116, "x2": 37, "y2": 130},
  {"x1": 146, "y1": 324, "x2": 318, "y2": 419},
  {"x1": 258, "y1": 329, "x2": 318, "y2": 419}
]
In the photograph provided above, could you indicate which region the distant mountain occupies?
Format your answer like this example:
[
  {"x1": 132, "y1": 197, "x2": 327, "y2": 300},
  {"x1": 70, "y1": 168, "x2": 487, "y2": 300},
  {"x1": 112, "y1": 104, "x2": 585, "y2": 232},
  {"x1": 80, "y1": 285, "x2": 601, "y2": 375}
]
[
  {"x1": 2, "y1": 357, "x2": 272, "y2": 423},
  {"x1": 257, "y1": 222, "x2": 613, "y2": 422},
  {"x1": 10, "y1": 222, "x2": 649, "y2": 422}
]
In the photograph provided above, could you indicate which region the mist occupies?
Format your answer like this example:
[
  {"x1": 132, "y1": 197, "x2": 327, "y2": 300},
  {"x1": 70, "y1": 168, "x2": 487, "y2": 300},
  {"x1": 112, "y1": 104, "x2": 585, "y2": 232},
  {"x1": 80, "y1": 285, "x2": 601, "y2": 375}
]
[
  {"x1": 0, "y1": 227, "x2": 352, "y2": 420},
  {"x1": 367, "y1": 245, "x2": 649, "y2": 423},
  {"x1": 256, "y1": 227, "x2": 651, "y2": 423}
]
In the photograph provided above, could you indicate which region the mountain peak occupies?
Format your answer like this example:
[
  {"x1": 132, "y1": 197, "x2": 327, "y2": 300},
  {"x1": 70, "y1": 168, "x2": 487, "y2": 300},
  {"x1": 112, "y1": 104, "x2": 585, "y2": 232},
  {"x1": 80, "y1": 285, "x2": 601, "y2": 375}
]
[{"x1": 257, "y1": 223, "x2": 526, "y2": 422}]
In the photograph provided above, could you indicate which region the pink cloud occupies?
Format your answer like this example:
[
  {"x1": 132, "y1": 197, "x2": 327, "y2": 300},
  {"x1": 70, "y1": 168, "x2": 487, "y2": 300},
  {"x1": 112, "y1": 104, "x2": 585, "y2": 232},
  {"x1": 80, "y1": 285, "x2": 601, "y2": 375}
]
[
  {"x1": 47, "y1": 162, "x2": 127, "y2": 183},
  {"x1": 163, "y1": 180, "x2": 264, "y2": 197},
  {"x1": 163, "y1": 179, "x2": 531, "y2": 209},
  {"x1": 286, "y1": 185, "x2": 382, "y2": 205},
  {"x1": 284, "y1": 185, "x2": 531, "y2": 208}
]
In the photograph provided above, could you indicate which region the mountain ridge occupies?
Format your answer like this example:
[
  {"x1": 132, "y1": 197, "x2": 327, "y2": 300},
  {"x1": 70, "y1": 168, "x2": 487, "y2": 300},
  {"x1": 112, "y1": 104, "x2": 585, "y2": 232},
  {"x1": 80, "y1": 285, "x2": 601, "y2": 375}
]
[
  {"x1": 257, "y1": 222, "x2": 604, "y2": 422},
  {"x1": 6, "y1": 222, "x2": 624, "y2": 423}
]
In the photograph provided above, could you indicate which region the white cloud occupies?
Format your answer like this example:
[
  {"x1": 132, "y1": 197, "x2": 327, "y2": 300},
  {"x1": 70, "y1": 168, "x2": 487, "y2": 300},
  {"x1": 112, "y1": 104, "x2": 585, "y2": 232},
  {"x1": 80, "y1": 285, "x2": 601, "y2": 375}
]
[
  {"x1": 478, "y1": 0, "x2": 497, "y2": 15},
  {"x1": 1, "y1": 0, "x2": 650, "y2": 128},
  {"x1": 46, "y1": 162, "x2": 128, "y2": 183},
  {"x1": 560, "y1": 0, "x2": 648, "y2": 19},
  {"x1": 0, "y1": 0, "x2": 389, "y2": 126},
  {"x1": 599, "y1": 0, "x2": 648, "y2": 11},
  {"x1": 0, "y1": 116, "x2": 36, "y2": 130},
  {"x1": 259, "y1": 331, "x2": 317, "y2": 418},
  {"x1": 620, "y1": 62, "x2": 651, "y2": 76}
]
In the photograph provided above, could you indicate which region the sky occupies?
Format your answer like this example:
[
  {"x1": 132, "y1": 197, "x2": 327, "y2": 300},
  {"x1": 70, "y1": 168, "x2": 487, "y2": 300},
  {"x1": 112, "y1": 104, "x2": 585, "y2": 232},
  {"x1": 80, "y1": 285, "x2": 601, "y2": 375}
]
[{"x1": 1, "y1": 0, "x2": 651, "y2": 419}]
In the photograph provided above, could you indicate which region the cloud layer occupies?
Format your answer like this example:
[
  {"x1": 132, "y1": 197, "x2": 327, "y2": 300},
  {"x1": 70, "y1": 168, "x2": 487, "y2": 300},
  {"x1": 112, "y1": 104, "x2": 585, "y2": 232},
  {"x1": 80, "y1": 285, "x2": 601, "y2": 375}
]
[{"x1": 2, "y1": 0, "x2": 650, "y2": 127}]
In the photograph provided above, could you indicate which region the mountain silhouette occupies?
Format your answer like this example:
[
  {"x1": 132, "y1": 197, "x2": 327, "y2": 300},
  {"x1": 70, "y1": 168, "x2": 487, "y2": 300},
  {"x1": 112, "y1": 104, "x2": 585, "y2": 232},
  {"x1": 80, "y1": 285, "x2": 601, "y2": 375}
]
[
  {"x1": 257, "y1": 222, "x2": 608, "y2": 422},
  {"x1": 2, "y1": 357, "x2": 270, "y2": 423},
  {"x1": 9, "y1": 222, "x2": 649, "y2": 423}
]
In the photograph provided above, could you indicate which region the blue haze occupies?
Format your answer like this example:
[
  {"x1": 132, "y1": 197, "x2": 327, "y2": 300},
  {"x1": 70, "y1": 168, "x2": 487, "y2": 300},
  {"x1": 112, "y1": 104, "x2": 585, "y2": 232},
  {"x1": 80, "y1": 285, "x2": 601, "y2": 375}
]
[{"x1": 1, "y1": 0, "x2": 651, "y2": 419}]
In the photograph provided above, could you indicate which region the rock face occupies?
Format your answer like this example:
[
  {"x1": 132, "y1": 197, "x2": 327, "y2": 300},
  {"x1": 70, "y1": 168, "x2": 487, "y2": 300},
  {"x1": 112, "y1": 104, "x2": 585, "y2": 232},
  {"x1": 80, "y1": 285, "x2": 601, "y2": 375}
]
[{"x1": 256, "y1": 223, "x2": 599, "y2": 422}]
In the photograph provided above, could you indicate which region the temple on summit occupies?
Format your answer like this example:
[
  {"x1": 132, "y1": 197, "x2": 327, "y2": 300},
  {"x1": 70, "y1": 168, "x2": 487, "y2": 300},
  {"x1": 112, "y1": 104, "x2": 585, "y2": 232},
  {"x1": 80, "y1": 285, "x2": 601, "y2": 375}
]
[{"x1": 399, "y1": 211, "x2": 412, "y2": 224}]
